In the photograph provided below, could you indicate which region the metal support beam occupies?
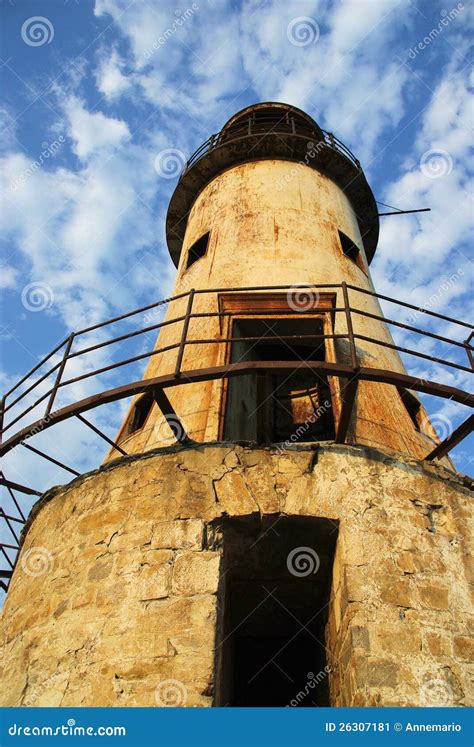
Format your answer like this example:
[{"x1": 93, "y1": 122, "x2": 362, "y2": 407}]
[
  {"x1": 152, "y1": 388, "x2": 190, "y2": 444},
  {"x1": 0, "y1": 471, "x2": 26, "y2": 521},
  {"x1": 0, "y1": 478, "x2": 41, "y2": 496},
  {"x1": 21, "y1": 443, "x2": 80, "y2": 476},
  {"x1": 75, "y1": 414, "x2": 127, "y2": 456},
  {"x1": 335, "y1": 377, "x2": 359, "y2": 444},
  {"x1": 425, "y1": 414, "x2": 474, "y2": 462}
]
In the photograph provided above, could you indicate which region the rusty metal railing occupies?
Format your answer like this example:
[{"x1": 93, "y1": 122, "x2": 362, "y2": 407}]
[
  {"x1": 183, "y1": 119, "x2": 361, "y2": 176},
  {"x1": 1, "y1": 282, "x2": 473, "y2": 591}
]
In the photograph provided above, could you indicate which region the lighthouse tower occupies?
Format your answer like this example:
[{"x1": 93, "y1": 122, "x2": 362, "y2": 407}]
[{"x1": 1, "y1": 103, "x2": 472, "y2": 708}]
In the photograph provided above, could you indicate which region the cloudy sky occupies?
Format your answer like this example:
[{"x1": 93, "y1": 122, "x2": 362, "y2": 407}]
[{"x1": 0, "y1": 0, "x2": 473, "y2": 564}]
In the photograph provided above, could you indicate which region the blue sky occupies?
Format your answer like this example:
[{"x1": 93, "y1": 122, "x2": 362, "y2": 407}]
[{"x1": 0, "y1": 0, "x2": 473, "y2": 540}]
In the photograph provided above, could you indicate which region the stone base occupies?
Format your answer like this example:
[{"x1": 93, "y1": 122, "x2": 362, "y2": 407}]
[{"x1": 0, "y1": 443, "x2": 472, "y2": 707}]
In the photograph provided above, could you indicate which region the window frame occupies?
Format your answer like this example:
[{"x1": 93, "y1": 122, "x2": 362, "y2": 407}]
[
  {"x1": 185, "y1": 231, "x2": 210, "y2": 270},
  {"x1": 117, "y1": 392, "x2": 154, "y2": 443},
  {"x1": 216, "y1": 292, "x2": 342, "y2": 441},
  {"x1": 338, "y1": 230, "x2": 367, "y2": 274}
]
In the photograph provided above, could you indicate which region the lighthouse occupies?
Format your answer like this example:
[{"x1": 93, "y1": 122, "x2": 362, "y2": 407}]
[{"x1": 1, "y1": 103, "x2": 472, "y2": 708}]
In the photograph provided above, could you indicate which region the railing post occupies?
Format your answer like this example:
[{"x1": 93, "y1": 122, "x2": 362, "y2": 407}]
[
  {"x1": 341, "y1": 282, "x2": 358, "y2": 369},
  {"x1": 45, "y1": 333, "x2": 74, "y2": 416},
  {"x1": 175, "y1": 290, "x2": 195, "y2": 377},
  {"x1": 0, "y1": 395, "x2": 5, "y2": 447},
  {"x1": 336, "y1": 282, "x2": 359, "y2": 445},
  {"x1": 464, "y1": 331, "x2": 474, "y2": 370}
]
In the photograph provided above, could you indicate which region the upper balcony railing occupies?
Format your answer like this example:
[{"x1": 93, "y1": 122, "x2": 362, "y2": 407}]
[
  {"x1": 181, "y1": 116, "x2": 361, "y2": 178},
  {"x1": 1, "y1": 282, "x2": 473, "y2": 591}
]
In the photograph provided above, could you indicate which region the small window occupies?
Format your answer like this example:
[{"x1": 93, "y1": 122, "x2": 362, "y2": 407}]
[
  {"x1": 398, "y1": 388, "x2": 422, "y2": 431},
  {"x1": 120, "y1": 392, "x2": 154, "y2": 440},
  {"x1": 338, "y1": 230, "x2": 365, "y2": 271},
  {"x1": 186, "y1": 232, "x2": 210, "y2": 269}
]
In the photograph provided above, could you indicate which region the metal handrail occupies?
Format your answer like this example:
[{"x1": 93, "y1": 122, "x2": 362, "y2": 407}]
[
  {"x1": 1, "y1": 278, "x2": 473, "y2": 592},
  {"x1": 182, "y1": 121, "x2": 361, "y2": 176},
  {"x1": 1, "y1": 283, "x2": 472, "y2": 442}
]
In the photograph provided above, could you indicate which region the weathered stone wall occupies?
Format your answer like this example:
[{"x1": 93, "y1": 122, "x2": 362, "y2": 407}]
[
  {"x1": 0, "y1": 444, "x2": 472, "y2": 707},
  {"x1": 112, "y1": 160, "x2": 444, "y2": 464}
]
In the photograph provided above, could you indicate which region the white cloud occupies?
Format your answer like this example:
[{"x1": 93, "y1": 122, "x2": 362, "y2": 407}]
[
  {"x1": 65, "y1": 97, "x2": 131, "y2": 160},
  {"x1": 95, "y1": 49, "x2": 132, "y2": 101},
  {"x1": 0, "y1": 265, "x2": 18, "y2": 289}
]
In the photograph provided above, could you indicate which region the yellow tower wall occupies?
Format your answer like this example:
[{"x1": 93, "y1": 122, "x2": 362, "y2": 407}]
[
  {"x1": 113, "y1": 160, "x2": 443, "y2": 463},
  {"x1": 1, "y1": 444, "x2": 471, "y2": 706}
]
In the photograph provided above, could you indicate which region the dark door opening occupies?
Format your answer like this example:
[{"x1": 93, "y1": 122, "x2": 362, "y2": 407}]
[
  {"x1": 213, "y1": 515, "x2": 338, "y2": 707},
  {"x1": 223, "y1": 318, "x2": 335, "y2": 443}
]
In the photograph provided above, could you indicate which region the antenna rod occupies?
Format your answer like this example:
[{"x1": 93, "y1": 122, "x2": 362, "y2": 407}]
[{"x1": 378, "y1": 208, "x2": 431, "y2": 216}]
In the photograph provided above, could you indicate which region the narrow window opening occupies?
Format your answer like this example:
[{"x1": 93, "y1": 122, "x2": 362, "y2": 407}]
[
  {"x1": 398, "y1": 388, "x2": 423, "y2": 431},
  {"x1": 338, "y1": 230, "x2": 365, "y2": 271},
  {"x1": 214, "y1": 515, "x2": 338, "y2": 707},
  {"x1": 186, "y1": 231, "x2": 210, "y2": 269},
  {"x1": 120, "y1": 392, "x2": 154, "y2": 440},
  {"x1": 223, "y1": 317, "x2": 335, "y2": 443}
]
